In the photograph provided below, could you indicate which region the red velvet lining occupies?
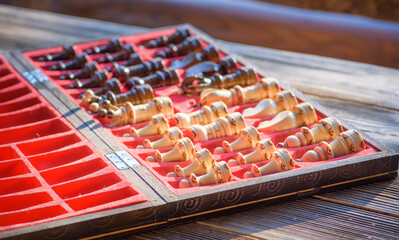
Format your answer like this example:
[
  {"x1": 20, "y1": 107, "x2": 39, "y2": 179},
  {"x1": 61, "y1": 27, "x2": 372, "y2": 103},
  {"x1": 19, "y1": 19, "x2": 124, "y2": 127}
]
[
  {"x1": 23, "y1": 28, "x2": 379, "y2": 196},
  {"x1": 0, "y1": 55, "x2": 148, "y2": 232}
]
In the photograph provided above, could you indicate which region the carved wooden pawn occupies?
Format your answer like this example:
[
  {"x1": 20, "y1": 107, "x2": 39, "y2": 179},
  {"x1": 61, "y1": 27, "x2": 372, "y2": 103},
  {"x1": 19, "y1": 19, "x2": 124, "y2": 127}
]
[
  {"x1": 85, "y1": 37, "x2": 123, "y2": 54},
  {"x1": 299, "y1": 129, "x2": 366, "y2": 162},
  {"x1": 181, "y1": 161, "x2": 232, "y2": 188},
  {"x1": 145, "y1": 27, "x2": 191, "y2": 48},
  {"x1": 257, "y1": 102, "x2": 318, "y2": 132},
  {"x1": 169, "y1": 149, "x2": 215, "y2": 179},
  {"x1": 130, "y1": 114, "x2": 170, "y2": 137},
  {"x1": 242, "y1": 90, "x2": 298, "y2": 118},
  {"x1": 93, "y1": 78, "x2": 122, "y2": 96},
  {"x1": 154, "y1": 36, "x2": 202, "y2": 58},
  {"x1": 38, "y1": 44, "x2": 75, "y2": 61},
  {"x1": 108, "y1": 97, "x2": 174, "y2": 127},
  {"x1": 279, "y1": 117, "x2": 343, "y2": 148},
  {"x1": 228, "y1": 139, "x2": 276, "y2": 166},
  {"x1": 106, "y1": 84, "x2": 154, "y2": 107},
  {"x1": 214, "y1": 126, "x2": 261, "y2": 154},
  {"x1": 244, "y1": 149, "x2": 295, "y2": 178},
  {"x1": 49, "y1": 53, "x2": 89, "y2": 70},
  {"x1": 174, "y1": 101, "x2": 228, "y2": 129},
  {"x1": 60, "y1": 62, "x2": 99, "y2": 80},
  {"x1": 68, "y1": 69, "x2": 109, "y2": 89},
  {"x1": 115, "y1": 58, "x2": 165, "y2": 82},
  {"x1": 141, "y1": 127, "x2": 183, "y2": 149},
  {"x1": 146, "y1": 137, "x2": 195, "y2": 163},
  {"x1": 200, "y1": 77, "x2": 279, "y2": 107},
  {"x1": 128, "y1": 69, "x2": 180, "y2": 88},
  {"x1": 189, "y1": 112, "x2": 247, "y2": 142},
  {"x1": 98, "y1": 44, "x2": 135, "y2": 63}
]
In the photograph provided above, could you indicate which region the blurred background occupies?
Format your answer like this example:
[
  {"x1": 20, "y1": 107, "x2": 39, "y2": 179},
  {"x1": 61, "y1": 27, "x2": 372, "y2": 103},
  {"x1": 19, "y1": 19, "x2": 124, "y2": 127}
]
[{"x1": 2, "y1": 0, "x2": 399, "y2": 69}]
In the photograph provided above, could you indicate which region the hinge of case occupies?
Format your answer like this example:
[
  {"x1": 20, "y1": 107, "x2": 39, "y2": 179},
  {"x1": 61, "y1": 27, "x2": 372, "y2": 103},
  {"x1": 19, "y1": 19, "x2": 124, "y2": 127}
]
[
  {"x1": 22, "y1": 71, "x2": 38, "y2": 85},
  {"x1": 116, "y1": 150, "x2": 140, "y2": 168},
  {"x1": 31, "y1": 69, "x2": 49, "y2": 82},
  {"x1": 105, "y1": 152, "x2": 129, "y2": 170}
]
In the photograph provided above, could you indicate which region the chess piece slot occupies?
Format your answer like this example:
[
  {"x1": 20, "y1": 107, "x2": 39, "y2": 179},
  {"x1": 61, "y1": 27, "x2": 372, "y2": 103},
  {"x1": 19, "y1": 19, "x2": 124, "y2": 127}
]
[
  {"x1": 60, "y1": 62, "x2": 99, "y2": 80},
  {"x1": 67, "y1": 69, "x2": 109, "y2": 89},
  {"x1": 98, "y1": 44, "x2": 135, "y2": 63},
  {"x1": 130, "y1": 114, "x2": 170, "y2": 137},
  {"x1": 174, "y1": 101, "x2": 228, "y2": 129},
  {"x1": 257, "y1": 102, "x2": 318, "y2": 132},
  {"x1": 169, "y1": 149, "x2": 215, "y2": 179},
  {"x1": 200, "y1": 77, "x2": 280, "y2": 107},
  {"x1": 145, "y1": 27, "x2": 191, "y2": 48},
  {"x1": 181, "y1": 161, "x2": 232, "y2": 188},
  {"x1": 49, "y1": 53, "x2": 89, "y2": 70},
  {"x1": 279, "y1": 117, "x2": 343, "y2": 148},
  {"x1": 141, "y1": 127, "x2": 183, "y2": 149},
  {"x1": 215, "y1": 126, "x2": 261, "y2": 154},
  {"x1": 242, "y1": 90, "x2": 298, "y2": 118},
  {"x1": 114, "y1": 58, "x2": 165, "y2": 82},
  {"x1": 128, "y1": 69, "x2": 179, "y2": 88},
  {"x1": 38, "y1": 44, "x2": 76, "y2": 61},
  {"x1": 182, "y1": 67, "x2": 258, "y2": 94},
  {"x1": 146, "y1": 137, "x2": 195, "y2": 163},
  {"x1": 170, "y1": 45, "x2": 220, "y2": 69},
  {"x1": 108, "y1": 97, "x2": 174, "y2": 127},
  {"x1": 189, "y1": 112, "x2": 246, "y2": 142},
  {"x1": 85, "y1": 37, "x2": 123, "y2": 55},
  {"x1": 244, "y1": 149, "x2": 295, "y2": 178},
  {"x1": 299, "y1": 129, "x2": 366, "y2": 162},
  {"x1": 228, "y1": 139, "x2": 276, "y2": 166},
  {"x1": 154, "y1": 36, "x2": 202, "y2": 58}
]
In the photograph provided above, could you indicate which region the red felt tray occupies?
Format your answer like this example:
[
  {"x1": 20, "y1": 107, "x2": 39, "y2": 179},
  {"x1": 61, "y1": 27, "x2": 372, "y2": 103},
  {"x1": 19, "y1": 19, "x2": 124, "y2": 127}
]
[
  {"x1": 23, "y1": 27, "x2": 379, "y2": 196},
  {"x1": 0, "y1": 55, "x2": 148, "y2": 232}
]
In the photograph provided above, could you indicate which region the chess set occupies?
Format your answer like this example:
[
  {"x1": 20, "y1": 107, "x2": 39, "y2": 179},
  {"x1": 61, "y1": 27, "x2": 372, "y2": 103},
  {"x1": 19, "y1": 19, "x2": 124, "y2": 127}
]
[{"x1": 1, "y1": 24, "x2": 398, "y2": 239}]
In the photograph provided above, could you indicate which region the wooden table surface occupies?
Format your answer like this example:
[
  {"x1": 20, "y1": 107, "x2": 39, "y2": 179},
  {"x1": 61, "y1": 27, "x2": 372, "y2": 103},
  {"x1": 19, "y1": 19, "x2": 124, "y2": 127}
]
[{"x1": 1, "y1": 5, "x2": 399, "y2": 239}]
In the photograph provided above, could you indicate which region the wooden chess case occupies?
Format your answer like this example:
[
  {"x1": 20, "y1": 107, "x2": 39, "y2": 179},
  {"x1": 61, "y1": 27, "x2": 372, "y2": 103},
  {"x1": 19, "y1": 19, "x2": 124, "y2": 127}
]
[{"x1": 0, "y1": 24, "x2": 397, "y2": 239}]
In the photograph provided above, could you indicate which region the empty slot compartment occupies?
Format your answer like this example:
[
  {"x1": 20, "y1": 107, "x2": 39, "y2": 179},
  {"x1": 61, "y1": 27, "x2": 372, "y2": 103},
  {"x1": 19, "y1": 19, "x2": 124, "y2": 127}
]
[
  {"x1": 0, "y1": 66, "x2": 11, "y2": 78},
  {"x1": 18, "y1": 133, "x2": 81, "y2": 156},
  {"x1": 0, "y1": 77, "x2": 19, "y2": 90},
  {"x1": 0, "y1": 204, "x2": 67, "y2": 227},
  {"x1": 0, "y1": 176, "x2": 42, "y2": 196},
  {"x1": 0, "y1": 191, "x2": 53, "y2": 212},
  {"x1": 0, "y1": 87, "x2": 31, "y2": 104},
  {"x1": 28, "y1": 145, "x2": 93, "y2": 171},
  {"x1": 0, "y1": 160, "x2": 30, "y2": 179},
  {"x1": 52, "y1": 173, "x2": 122, "y2": 199},
  {"x1": 0, "y1": 118, "x2": 71, "y2": 145},
  {"x1": 0, "y1": 146, "x2": 20, "y2": 161},
  {"x1": 66, "y1": 186, "x2": 138, "y2": 211},
  {"x1": 40, "y1": 158, "x2": 108, "y2": 185},
  {"x1": 0, "y1": 106, "x2": 57, "y2": 129},
  {"x1": 0, "y1": 97, "x2": 41, "y2": 114}
]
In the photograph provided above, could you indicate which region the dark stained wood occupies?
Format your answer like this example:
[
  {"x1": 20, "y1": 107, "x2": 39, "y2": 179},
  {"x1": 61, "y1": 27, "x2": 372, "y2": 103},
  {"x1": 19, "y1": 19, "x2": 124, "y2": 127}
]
[{"x1": 0, "y1": 4, "x2": 398, "y2": 239}]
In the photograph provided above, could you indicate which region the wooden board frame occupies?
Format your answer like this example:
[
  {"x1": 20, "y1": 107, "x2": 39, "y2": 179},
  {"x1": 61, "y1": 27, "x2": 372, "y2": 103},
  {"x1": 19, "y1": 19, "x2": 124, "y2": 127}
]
[{"x1": 1, "y1": 24, "x2": 398, "y2": 239}]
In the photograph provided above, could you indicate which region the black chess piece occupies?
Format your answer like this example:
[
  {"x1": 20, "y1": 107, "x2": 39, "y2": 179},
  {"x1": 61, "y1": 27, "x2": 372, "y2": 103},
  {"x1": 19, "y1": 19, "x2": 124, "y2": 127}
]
[
  {"x1": 85, "y1": 37, "x2": 123, "y2": 54},
  {"x1": 49, "y1": 53, "x2": 89, "y2": 71},
  {"x1": 170, "y1": 45, "x2": 220, "y2": 69},
  {"x1": 127, "y1": 69, "x2": 179, "y2": 88},
  {"x1": 38, "y1": 44, "x2": 76, "y2": 61},
  {"x1": 98, "y1": 45, "x2": 135, "y2": 63},
  {"x1": 114, "y1": 58, "x2": 165, "y2": 82},
  {"x1": 67, "y1": 69, "x2": 109, "y2": 89},
  {"x1": 145, "y1": 27, "x2": 191, "y2": 48},
  {"x1": 106, "y1": 84, "x2": 154, "y2": 106},
  {"x1": 59, "y1": 62, "x2": 99, "y2": 80},
  {"x1": 154, "y1": 37, "x2": 202, "y2": 59}
]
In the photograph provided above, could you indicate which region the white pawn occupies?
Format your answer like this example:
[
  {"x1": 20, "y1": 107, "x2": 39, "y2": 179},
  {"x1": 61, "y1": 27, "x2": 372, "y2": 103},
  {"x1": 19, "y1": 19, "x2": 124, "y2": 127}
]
[
  {"x1": 214, "y1": 126, "x2": 261, "y2": 154},
  {"x1": 180, "y1": 161, "x2": 232, "y2": 188},
  {"x1": 174, "y1": 101, "x2": 228, "y2": 129},
  {"x1": 141, "y1": 127, "x2": 183, "y2": 149},
  {"x1": 169, "y1": 148, "x2": 215, "y2": 179},
  {"x1": 257, "y1": 102, "x2": 317, "y2": 132},
  {"x1": 279, "y1": 117, "x2": 343, "y2": 148},
  {"x1": 146, "y1": 137, "x2": 195, "y2": 163},
  {"x1": 228, "y1": 139, "x2": 276, "y2": 166},
  {"x1": 299, "y1": 129, "x2": 366, "y2": 162},
  {"x1": 243, "y1": 149, "x2": 295, "y2": 178},
  {"x1": 189, "y1": 112, "x2": 246, "y2": 142}
]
